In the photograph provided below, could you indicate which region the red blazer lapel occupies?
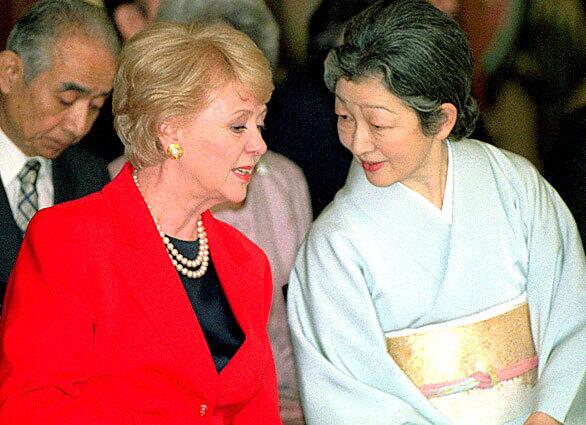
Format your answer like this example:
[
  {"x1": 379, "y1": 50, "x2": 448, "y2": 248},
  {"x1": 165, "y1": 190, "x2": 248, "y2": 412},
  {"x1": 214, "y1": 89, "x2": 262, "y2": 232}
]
[{"x1": 204, "y1": 212, "x2": 272, "y2": 403}]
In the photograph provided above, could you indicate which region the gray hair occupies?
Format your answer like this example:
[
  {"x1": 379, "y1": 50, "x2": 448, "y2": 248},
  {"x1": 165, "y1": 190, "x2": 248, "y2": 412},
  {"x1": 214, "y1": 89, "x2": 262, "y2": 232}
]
[
  {"x1": 324, "y1": 0, "x2": 479, "y2": 140},
  {"x1": 156, "y1": 0, "x2": 280, "y2": 70},
  {"x1": 6, "y1": 0, "x2": 120, "y2": 83}
]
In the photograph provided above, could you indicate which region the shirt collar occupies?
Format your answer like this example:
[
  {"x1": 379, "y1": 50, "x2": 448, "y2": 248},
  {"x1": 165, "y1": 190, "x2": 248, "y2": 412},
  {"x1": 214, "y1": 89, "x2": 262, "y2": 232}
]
[{"x1": 0, "y1": 125, "x2": 52, "y2": 186}]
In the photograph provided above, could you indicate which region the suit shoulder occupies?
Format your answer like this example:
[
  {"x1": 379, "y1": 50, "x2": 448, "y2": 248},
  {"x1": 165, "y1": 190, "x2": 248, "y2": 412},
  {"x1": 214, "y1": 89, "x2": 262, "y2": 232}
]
[
  {"x1": 55, "y1": 146, "x2": 110, "y2": 183},
  {"x1": 60, "y1": 145, "x2": 107, "y2": 166}
]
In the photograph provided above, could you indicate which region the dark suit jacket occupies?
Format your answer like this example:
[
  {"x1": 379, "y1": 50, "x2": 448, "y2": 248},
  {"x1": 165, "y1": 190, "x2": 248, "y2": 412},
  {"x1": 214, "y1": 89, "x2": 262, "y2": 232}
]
[
  {"x1": 0, "y1": 163, "x2": 281, "y2": 424},
  {"x1": 0, "y1": 145, "x2": 110, "y2": 308},
  {"x1": 77, "y1": 97, "x2": 124, "y2": 163}
]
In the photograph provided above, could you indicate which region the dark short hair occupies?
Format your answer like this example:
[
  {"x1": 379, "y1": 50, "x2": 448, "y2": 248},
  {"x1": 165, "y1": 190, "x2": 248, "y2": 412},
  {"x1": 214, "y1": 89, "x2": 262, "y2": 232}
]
[
  {"x1": 6, "y1": 0, "x2": 120, "y2": 82},
  {"x1": 324, "y1": 0, "x2": 478, "y2": 140}
]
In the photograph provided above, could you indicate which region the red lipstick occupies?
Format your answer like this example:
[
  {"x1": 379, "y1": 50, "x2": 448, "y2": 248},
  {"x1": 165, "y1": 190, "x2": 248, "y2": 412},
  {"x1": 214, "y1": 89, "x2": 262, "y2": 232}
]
[
  {"x1": 233, "y1": 165, "x2": 254, "y2": 182},
  {"x1": 361, "y1": 161, "x2": 384, "y2": 172}
]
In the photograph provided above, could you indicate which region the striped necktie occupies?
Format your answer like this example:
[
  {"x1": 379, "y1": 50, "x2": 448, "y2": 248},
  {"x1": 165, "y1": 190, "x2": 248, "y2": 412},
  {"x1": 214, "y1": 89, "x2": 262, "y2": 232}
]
[{"x1": 15, "y1": 159, "x2": 41, "y2": 232}]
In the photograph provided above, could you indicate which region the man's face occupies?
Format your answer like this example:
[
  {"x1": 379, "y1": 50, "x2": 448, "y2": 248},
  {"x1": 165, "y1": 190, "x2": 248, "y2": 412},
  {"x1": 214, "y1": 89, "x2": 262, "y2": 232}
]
[{"x1": 0, "y1": 34, "x2": 116, "y2": 159}]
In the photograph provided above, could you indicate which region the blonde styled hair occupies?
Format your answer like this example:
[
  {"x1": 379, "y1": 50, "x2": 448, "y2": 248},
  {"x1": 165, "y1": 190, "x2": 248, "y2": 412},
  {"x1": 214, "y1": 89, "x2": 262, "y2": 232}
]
[{"x1": 112, "y1": 21, "x2": 274, "y2": 167}]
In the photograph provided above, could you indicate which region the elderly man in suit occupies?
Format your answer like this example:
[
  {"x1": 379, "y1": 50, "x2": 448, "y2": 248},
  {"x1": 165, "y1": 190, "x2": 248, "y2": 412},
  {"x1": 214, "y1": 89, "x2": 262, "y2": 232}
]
[{"x1": 0, "y1": 0, "x2": 119, "y2": 311}]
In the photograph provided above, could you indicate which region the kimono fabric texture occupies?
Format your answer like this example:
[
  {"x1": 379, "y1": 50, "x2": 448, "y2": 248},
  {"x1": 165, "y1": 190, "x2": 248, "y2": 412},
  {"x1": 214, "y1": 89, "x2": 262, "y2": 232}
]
[
  {"x1": 0, "y1": 164, "x2": 282, "y2": 425},
  {"x1": 288, "y1": 139, "x2": 586, "y2": 425}
]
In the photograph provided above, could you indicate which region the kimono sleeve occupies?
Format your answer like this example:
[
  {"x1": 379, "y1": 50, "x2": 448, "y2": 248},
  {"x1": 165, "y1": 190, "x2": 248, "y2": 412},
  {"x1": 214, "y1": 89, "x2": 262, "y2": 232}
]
[
  {"x1": 287, "y1": 221, "x2": 436, "y2": 425},
  {"x1": 0, "y1": 212, "x2": 138, "y2": 425},
  {"x1": 564, "y1": 370, "x2": 586, "y2": 424},
  {"x1": 521, "y1": 166, "x2": 586, "y2": 422}
]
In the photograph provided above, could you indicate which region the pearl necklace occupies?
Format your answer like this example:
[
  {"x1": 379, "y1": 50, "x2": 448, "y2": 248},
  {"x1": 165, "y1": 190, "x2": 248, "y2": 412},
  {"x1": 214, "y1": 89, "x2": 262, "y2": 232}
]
[{"x1": 133, "y1": 169, "x2": 209, "y2": 279}]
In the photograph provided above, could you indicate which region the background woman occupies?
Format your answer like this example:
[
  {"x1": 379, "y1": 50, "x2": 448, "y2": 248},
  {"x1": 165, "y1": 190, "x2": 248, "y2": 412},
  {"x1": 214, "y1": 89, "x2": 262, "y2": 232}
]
[
  {"x1": 0, "y1": 22, "x2": 282, "y2": 424},
  {"x1": 287, "y1": 1, "x2": 585, "y2": 424}
]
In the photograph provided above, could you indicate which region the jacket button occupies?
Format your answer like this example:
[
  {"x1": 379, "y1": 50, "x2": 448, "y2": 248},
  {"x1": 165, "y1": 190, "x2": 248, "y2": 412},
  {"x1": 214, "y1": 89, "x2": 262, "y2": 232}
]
[{"x1": 199, "y1": 404, "x2": 207, "y2": 416}]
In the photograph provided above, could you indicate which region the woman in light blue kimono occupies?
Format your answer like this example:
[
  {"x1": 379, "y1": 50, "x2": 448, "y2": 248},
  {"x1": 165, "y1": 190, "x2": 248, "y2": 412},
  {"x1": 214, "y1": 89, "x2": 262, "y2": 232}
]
[{"x1": 287, "y1": 1, "x2": 586, "y2": 424}]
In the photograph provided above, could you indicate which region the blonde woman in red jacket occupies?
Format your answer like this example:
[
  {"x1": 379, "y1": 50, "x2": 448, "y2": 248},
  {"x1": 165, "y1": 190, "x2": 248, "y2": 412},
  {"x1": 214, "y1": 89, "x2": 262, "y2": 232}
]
[{"x1": 0, "y1": 21, "x2": 282, "y2": 425}]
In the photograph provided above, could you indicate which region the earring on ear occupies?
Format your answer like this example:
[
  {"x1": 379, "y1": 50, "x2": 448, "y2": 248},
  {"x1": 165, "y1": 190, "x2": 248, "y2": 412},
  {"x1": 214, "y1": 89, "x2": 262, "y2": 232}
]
[{"x1": 166, "y1": 143, "x2": 183, "y2": 160}]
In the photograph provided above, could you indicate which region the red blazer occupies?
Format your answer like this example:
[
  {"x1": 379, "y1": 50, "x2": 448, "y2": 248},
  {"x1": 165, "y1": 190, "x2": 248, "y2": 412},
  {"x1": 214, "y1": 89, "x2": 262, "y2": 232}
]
[{"x1": 0, "y1": 164, "x2": 282, "y2": 425}]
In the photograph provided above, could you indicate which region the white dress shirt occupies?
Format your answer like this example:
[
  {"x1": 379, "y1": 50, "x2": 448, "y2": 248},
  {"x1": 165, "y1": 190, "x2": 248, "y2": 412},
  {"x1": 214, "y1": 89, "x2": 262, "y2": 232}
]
[{"x1": 0, "y1": 126, "x2": 53, "y2": 221}]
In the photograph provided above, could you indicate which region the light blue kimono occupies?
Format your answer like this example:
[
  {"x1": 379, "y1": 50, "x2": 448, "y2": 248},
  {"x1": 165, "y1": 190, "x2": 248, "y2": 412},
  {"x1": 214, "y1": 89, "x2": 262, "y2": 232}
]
[{"x1": 287, "y1": 139, "x2": 586, "y2": 425}]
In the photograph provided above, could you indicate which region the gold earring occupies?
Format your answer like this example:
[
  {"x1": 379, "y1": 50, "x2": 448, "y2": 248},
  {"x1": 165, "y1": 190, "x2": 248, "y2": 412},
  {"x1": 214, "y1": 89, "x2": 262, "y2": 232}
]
[{"x1": 166, "y1": 143, "x2": 183, "y2": 160}]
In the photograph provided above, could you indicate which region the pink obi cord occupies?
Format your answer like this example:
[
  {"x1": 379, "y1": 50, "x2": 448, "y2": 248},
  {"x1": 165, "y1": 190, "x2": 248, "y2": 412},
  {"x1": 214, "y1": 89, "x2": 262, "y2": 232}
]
[{"x1": 420, "y1": 356, "x2": 539, "y2": 398}]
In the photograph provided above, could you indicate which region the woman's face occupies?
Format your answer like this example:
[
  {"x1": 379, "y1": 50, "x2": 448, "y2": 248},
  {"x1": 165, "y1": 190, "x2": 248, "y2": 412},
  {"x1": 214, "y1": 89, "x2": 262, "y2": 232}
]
[
  {"x1": 171, "y1": 81, "x2": 267, "y2": 205},
  {"x1": 334, "y1": 76, "x2": 445, "y2": 188}
]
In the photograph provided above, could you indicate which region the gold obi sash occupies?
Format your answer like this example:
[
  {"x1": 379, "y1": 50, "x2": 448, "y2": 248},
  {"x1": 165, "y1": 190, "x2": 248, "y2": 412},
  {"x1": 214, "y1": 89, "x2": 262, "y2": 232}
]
[{"x1": 385, "y1": 294, "x2": 537, "y2": 424}]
